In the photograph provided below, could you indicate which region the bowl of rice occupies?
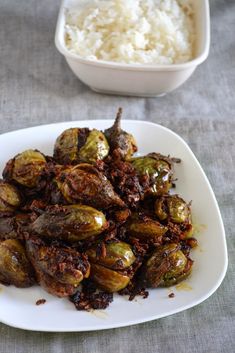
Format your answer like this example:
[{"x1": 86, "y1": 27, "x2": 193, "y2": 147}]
[{"x1": 55, "y1": 0, "x2": 210, "y2": 97}]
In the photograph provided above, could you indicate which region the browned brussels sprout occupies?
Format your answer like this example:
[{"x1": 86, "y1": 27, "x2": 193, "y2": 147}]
[
  {"x1": 55, "y1": 164, "x2": 125, "y2": 209},
  {"x1": 0, "y1": 180, "x2": 21, "y2": 213},
  {"x1": 155, "y1": 195, "x2": 191, "y2": 223},
  {"x1": 141, "y1": 244, "x2": 193, "y2": 288},
  {"x1": 0, "y1": 216, "x2": 19, "y2": 240},
  {"x1": 3, "y1": 149, "x2": 46, "y2": 188},
  {"x1": 127, "y1": 215, "x2": 168, "y2": 243},
  {"x1": 90, "y1": 263, "x2": 130, "y2": 292},
  {"x1": 79, "y1": 129, "x2": 109, "y2": 164},
  {"x1": 53, "y1": 127, "x2": 109, "y2": 165},
  {"x1": 87, "y1": 241, "x2": 136, "y2": 270},
  {"x1": 31, "y1": 204, "x2": 108, "y2": 242},
  {"x1": 155, "y1": 195, "x2": 193, "y2": 238},
  {"x1": 54, "y1": 128, "x2": 89, "y2": 164},
  {"x1": 0, "y1": 239, "x2": 35, "y2": 287},
  {"x1": 0, "y1": 213, "x2": 31, "y2": 240},
  {"x1": 167, "y1": 195, "x2": 191, "y2": 223},
  {"x1": 131, "y1": 153, "x2": 180, "y2": 196},
  {"x1": 154, "y1": 197, "x2": 168, "y2": 221},
  {"x1": 104, "y1": 108, "x2": 137, "y2": 160},
  {"x1": 26, "y1": 238, "x2": 90, "y2": 294},
  {"x1": 36, "y1": 271, "x2": 81, "y2": 297}
]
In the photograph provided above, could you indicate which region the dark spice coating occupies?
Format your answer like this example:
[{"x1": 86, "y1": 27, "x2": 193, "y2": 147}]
[
  {"x1": 36, "y1": 298, "x2": 46, "y2": 305},
  {"x1": 26, "y1": 237, "x2": 90, "y2": 297},
  {"x1": 55, "y1": 164, "x2": 125, "y2": 209},
  {"x1": 0, "y1": 111, "x2": 196, "y2": 310},
  {"x1": 97, "y1": 158, "x2": 143, "y2": 208},
  {"x1": 27, "y1": 237, "x2": 90, "y2": 281},
  {"x1": 70, "y1": 280, "x2": 113, "y2": 310}
]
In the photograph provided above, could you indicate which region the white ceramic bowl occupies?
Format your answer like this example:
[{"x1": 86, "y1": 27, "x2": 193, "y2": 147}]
[{"x1": 55, "y1": 0, "x2": 210, "y2": 97}]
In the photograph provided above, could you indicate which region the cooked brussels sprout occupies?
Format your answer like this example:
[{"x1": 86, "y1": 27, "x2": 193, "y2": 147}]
[
  {"x1": 0, "y1": 180, "x2": 21, "y2": 213},
  {"x1": 87, "y1": 241, "x2": 136, "y2": 270},
  {"x1": 55, "y1": 164, "x2": 125, "y2": 209},
  {"x1": 90, "y1": 263, "x2": 130, "y2": 292},
  {"x1": 141, "y1": 244, "x2": 193, "y2": 288},
  {"x1": 127, "y1": 215, "x2": 168, "y2": 242},
  {"x1": 0, "y1": 213, "x2": 31, "y2": 240},
  {"x1": 155, "y1": 195, "x2": 191, "y2": 223},
  {"x1": 131, "y1": 153, "x2": 175, "y2": 196},
  {"x1": 154, "y1": 197, "x2": 168, "y2": 221},
  {"x1": 40, "y1": 270, "x2": 80, "y2": 298},
  {"x1": 53, "y1": 127, "x2": 89, "y2": 164},
  {"x1": 155, "y1": 195, "x2": 193, "y2": 238},
  {"x1": 32, "y1": 204, "x2": 108, "y2": 241},
  {"x1": 0, "y1": 216, "x2": 18, "y2": 240},
  {"x1": 53, "y1": 127, "x2": 109, "y2": 165},
  {"x1": 79, "y1": 129, "x2": 109, "y2": 163},
  {"x1": 104, "y1": 108, "x2": 137, "y2": 160},
  {"x1": 0, "y1": 239, "x2": 35, "y2": 287},
  {"x1": 167, "y1": 195, "x2": 191, "y2": 223},
  {"x1": 34, "y1": 269, "x2": 80, "y2": 297},
  {"x1": 3, "y1": 149, "x2": 46, "y2": 188},
  {"x1": 26, "y1": 238, "x2": 90, "y2": 291}
]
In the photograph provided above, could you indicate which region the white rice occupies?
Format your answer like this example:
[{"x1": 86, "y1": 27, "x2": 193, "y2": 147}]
[{"x1": 65, "y1": 0, "x2": 195, "y2": 65}]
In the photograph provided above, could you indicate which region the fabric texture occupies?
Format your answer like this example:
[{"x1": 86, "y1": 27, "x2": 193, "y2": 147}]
[{"x1": 0, "y1": 0, "x2": 234, "y2": 352}]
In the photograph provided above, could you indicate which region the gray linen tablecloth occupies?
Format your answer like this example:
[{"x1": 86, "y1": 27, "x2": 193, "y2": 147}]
[{"x1": 0, "y1": 0, "x2": 234, "y2": 352}]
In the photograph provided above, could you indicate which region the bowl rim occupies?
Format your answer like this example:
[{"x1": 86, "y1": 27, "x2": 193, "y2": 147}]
[{"x1": 55, "y1": 0, "x2": 210, "y2": 72}]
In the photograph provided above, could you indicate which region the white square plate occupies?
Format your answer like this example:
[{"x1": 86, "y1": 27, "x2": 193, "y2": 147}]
[{"x1": 0, "y1": 120, "x2": 227, "y2": 332}]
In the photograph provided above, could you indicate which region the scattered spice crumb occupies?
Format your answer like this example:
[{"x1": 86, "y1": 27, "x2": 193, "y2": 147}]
[
  {"x1": 168, "y1": 293, "x2": 175, "y2": 298},
  {"x1": 36, "y1": 298, "x2": 46, "y2": 305}
]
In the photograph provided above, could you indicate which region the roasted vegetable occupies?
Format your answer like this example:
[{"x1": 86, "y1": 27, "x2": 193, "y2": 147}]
[
  {"x1": 141, "y1": 244, "x2": 193, "y2": 288},
  {"x1": 87, "y1": 241, "x2": 136, "y2": 270},
  {"x1": 131, "y1": 153, "x2": 179, "y2": 196},
  {"x1": 104, "y1": 108, "x2": 137, "y2": 160},
  {"x1": 0, "y1": 239, "x2": 35, "y2": 287},
  {"x1": 55, "y1": 164, "x2": 125, "y2": 209},
  {"x1": 155, "y1": 195, "x2": 193, "y2": 238},
  {"x1": 0, "y1": 216, "x2": 20, "y2": 240},
  {"x1": 127, "y1": 215, "x2": 168, "y2": 243},
  {"x1": 0, "y1": 213, "x2": 31, "y2": 240},
  {"x1": 53, "y1": 127, "x2": 109, "y2": 165},
  {"x1": 79, "y1": 129, "x2": 109, "y2": 163},
  {"x1": 0, "y1": 180, "x2": 21, "y2": 213},
  {"x1": 36, "y1": 271, "x2": 81, "y2": 297},
  {"x1": 155, "y1": 195, "x2": 191, "y2": 223},
  {"x1": 90, "y1": 263, "x2": 130, "y2": 292},
  {"x1": 53, "y1": 128, "x2": 89, "y2": 164},
  {"x1": 32, "y1": 204, "x2": 108, "y2": 242},
  {"x1": 26, "y1": 238, "x2": 90, "y2": 297},
  {"x1": 3, "y1": 149, "x2": 46, "y2": 188}
]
